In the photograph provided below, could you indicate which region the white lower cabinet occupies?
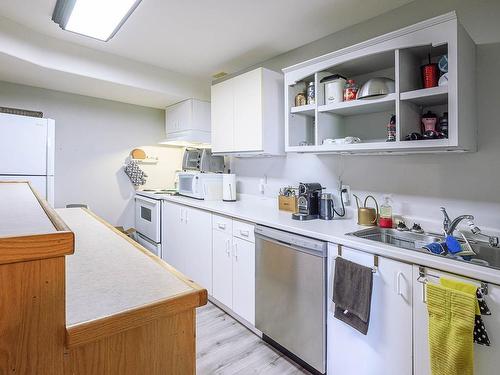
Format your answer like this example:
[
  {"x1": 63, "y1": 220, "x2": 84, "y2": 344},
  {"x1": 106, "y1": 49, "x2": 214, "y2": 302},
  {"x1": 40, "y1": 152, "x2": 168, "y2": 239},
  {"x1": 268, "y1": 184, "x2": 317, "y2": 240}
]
[
  {"x1": 327, "y1": 245, "x2": 413, "y2": 375},
  {"x1": 212, "y1": 214, "x2": 255, "y2": 325},
  {"x1": 161, "y1": 201, "x2": 213, "y2": 294},
  {"x1": 412, "y1": 266, "x2": 500, "y2": 375},
  {"x1": 232, "y1": 237, "x2": 256, "y2": 324},
  {"x1": 212, "y1": 228, "x2": 233, "y2": 307}
]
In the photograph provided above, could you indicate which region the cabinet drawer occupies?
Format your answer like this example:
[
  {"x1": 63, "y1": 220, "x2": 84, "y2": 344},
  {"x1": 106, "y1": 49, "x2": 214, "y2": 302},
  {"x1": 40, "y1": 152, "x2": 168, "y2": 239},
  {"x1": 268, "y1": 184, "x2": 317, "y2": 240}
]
[
  {"x1": 213, "y1": 214, "x2": 232, "y2": 234},
  {"x1": 233, "y1": 220, "x2": 255, "y2": 242}
]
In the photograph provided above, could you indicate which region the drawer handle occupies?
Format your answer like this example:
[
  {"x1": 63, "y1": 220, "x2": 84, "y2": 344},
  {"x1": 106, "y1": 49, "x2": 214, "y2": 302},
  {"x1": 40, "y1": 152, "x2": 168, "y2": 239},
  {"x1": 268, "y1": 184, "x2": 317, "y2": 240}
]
[
  {"x1": 218, "y1": 223, "x2": 226, "y2": 230},
  {"x1": 226, "y1": 239, "x2": 231, "y2": 256},
  {"x1": 240, "y1": 230, "x2": 250, "y2": 237},
  {"x1": 397, "y1": 272, "x2": 404, "y2": 296},
  {"x1": 234, "y1": 243, "x2": 238, "y2": 261}
]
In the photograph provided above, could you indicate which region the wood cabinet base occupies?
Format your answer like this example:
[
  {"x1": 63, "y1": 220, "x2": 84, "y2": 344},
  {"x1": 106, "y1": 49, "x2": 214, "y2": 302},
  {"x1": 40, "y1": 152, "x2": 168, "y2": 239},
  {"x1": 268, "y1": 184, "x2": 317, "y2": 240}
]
[{"x1": 64, "y1": 309, "x2": 196, "y2": 375}]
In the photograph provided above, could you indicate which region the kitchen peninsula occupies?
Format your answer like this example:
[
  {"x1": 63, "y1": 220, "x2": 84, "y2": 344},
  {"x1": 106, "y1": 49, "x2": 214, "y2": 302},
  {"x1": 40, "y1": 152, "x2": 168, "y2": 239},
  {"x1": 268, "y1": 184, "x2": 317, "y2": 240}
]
[{"x1": 0, "y1": 181, "x2": 207, "y2": 375}]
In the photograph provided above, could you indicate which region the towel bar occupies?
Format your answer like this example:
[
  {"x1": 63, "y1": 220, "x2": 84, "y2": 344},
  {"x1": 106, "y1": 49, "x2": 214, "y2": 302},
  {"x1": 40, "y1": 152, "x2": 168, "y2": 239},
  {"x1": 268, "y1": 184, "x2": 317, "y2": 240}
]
[
  {"x1": 337, "y1": 245, "x2": 378, "y2": 273},
  {"x1": 417, "y1": 266, "x2": 488, "y2": 303}
]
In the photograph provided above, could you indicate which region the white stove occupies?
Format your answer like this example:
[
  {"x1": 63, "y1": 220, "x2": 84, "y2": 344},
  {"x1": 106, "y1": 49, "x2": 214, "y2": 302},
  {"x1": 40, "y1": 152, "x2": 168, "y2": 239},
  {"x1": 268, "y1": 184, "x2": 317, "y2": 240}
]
[{"x1": 134, "y1": 189, "x2": 177, "y2": 258}]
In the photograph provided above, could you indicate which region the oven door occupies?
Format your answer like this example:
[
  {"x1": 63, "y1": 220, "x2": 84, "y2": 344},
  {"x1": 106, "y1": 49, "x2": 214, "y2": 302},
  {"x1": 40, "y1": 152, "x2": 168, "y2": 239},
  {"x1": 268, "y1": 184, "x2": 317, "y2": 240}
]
[{"x1": 135, "y1": 196, "x2": 161, "y2": 243}]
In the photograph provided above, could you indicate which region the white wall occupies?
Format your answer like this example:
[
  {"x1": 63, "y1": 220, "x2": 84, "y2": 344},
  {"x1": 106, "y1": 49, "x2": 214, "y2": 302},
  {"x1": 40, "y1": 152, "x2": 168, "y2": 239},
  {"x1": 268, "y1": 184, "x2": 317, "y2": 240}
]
[
  {"x1": 230, "y1": 0, "x2": 500, "y2": 232},
  {"x1": 0, "y1": 81, "x2": 183, "y2": 228}
]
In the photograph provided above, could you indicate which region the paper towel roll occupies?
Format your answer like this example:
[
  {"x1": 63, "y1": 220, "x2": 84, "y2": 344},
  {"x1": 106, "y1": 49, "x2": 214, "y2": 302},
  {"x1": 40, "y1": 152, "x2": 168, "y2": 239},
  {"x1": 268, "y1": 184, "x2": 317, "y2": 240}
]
[{"x1": 223, "y1": 174, "x2": 236, "y2": 202}]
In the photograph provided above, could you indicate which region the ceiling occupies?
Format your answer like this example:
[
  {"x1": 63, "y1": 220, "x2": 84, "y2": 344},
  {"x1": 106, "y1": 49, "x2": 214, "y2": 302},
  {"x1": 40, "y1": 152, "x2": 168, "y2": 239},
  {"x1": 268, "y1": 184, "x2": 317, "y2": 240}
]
[{"x1": 0, "y1": 0, "x2": 414, "y2": 79}]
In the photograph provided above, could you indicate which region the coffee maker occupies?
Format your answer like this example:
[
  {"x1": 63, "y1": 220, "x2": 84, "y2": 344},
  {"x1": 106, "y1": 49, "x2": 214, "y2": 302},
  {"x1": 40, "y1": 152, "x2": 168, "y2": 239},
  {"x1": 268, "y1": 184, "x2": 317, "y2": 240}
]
[{"x1": 292, "y1": 183, "x2": 323, "y2": 221}]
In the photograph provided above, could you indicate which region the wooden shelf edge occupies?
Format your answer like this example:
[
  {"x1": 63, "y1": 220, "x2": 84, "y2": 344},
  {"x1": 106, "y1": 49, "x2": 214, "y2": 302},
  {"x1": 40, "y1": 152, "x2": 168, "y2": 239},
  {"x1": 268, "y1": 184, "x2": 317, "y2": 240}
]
[
  {"x1": 27, "y1": 181, "x2": 72, "y2": 232},
  {"x1": 0, "y1": 231, "x2": 74, "y2": 264},
  {"x1": 65, "y1": 289, "x2": 206, "y2": 349}
]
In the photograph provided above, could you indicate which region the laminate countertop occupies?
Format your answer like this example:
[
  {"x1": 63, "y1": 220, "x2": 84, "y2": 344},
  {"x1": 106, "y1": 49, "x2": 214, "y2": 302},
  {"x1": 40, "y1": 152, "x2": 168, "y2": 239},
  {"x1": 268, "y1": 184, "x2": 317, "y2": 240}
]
[
  {"x1": 153, "y1": 193, "x2": 500, "y2": 285},
  {"x1": 58, "y1": 208, "x2": 206, "y2": 329}
]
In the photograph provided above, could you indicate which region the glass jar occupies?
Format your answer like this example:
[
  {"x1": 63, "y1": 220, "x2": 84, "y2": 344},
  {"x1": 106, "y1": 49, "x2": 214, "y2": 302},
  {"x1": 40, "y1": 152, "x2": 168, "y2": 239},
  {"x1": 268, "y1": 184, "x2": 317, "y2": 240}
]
[{"x1": 295, "y1": 92, "x2": 307, "y2": 107}]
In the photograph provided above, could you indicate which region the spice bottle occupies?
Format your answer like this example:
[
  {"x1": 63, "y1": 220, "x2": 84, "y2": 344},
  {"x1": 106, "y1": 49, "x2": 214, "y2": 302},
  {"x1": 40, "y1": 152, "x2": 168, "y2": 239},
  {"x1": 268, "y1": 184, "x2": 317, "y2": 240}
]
[
  {"x1": 386, "y1": 114, "x2": 396, "y2": 142},
  {"x1": 307, "y1": 82, "x2": 315, "y2": 104}
]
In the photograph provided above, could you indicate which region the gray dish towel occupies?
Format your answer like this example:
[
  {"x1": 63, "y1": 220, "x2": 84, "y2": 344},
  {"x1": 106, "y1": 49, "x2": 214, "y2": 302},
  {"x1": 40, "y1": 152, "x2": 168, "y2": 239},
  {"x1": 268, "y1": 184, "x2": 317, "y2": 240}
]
[{"x1": 332, "y1": 257, "x2": 373, "y2": 335}]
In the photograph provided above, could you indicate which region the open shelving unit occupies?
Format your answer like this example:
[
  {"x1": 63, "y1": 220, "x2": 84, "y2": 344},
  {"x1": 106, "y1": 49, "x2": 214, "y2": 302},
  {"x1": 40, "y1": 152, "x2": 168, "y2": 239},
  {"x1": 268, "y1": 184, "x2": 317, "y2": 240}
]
[{"x1": 283, "y1": 12, "x2": 476, "y2": 154}]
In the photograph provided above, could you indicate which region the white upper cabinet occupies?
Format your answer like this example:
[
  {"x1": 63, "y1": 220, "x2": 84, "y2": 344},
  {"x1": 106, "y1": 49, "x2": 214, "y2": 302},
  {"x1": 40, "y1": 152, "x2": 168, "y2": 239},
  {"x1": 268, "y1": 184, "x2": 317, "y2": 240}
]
[
  {"x1": 211, "y1": 80, "x2": 234, "y2": 153},
  {"x1": 283, "y1": 12, "x2": 476, "y2": 154},
  {"x1": 163, "y1": 98, "x2": 211, "y2": 145},
  {"x1": 211, "y1": 67, "x2": 284, "y2": 156}
]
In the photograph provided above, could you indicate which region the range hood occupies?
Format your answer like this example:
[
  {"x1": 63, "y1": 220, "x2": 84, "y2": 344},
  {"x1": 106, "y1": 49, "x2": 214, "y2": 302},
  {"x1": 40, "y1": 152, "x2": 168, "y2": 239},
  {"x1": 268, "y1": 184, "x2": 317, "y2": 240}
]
[
  {"x1": 159, "y1": 130, "x2": 211, "y2": 147},
  {"x1": 159, "y1": 98, "x2": 211, "y2": 147}
]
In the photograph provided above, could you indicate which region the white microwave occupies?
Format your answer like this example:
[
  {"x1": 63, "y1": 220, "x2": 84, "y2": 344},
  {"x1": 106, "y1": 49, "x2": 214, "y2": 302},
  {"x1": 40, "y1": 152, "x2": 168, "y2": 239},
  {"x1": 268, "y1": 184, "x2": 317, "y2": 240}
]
[{"x1": 178, "y1": 172, "x2": 223, "y2": 200}]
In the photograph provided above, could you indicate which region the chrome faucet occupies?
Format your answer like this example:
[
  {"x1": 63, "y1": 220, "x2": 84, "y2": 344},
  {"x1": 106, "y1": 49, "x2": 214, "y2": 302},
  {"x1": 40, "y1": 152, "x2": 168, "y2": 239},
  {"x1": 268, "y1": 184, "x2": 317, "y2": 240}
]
[
  {"x1": 440, "y1": 207, "x2": 474, "y2": 235},
  {"x1": 440, "y1": 207, "x2": 499, "y2": 247}
]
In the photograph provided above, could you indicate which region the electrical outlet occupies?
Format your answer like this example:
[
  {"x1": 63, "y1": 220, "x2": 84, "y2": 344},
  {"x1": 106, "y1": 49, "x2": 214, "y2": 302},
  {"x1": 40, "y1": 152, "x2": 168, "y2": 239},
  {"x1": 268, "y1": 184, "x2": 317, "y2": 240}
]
[{"x1": 341, "y1": 184, "x2": 351, "y2": 206}]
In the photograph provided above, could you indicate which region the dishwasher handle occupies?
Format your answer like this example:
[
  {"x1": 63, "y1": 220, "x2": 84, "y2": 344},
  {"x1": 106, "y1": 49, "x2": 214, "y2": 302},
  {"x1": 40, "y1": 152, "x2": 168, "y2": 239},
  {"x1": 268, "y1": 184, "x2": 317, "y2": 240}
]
[{"x1": 255, "y1": 225, "x2": 327, "y2": 257}]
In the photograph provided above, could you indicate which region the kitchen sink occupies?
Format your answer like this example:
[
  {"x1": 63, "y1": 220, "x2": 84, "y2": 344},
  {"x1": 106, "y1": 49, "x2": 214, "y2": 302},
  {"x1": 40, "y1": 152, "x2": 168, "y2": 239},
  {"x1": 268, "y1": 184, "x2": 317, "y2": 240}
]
[{"x1": 347, "y1": 227, "x2": 500, "y2": 270}]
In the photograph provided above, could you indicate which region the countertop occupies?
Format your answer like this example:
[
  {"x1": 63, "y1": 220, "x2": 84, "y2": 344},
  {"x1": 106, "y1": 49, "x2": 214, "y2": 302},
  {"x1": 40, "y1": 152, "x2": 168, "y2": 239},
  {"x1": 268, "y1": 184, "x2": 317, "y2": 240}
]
[
  {"x1": 0, "y1": 182, "x2": 56, "y2": 236},
  {"x1": 153, "y1": 193, "x2": 500, "y2": 285},
  {"x1": 58, "y1": 208, "x2": 205, "y2": 328}
]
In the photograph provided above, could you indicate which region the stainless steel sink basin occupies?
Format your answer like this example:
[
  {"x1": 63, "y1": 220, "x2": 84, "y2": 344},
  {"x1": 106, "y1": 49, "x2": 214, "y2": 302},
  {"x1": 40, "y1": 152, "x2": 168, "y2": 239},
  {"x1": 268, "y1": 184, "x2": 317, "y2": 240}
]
[{"x1": 347, "y1": 227, "x2": 500, "y2": 270}]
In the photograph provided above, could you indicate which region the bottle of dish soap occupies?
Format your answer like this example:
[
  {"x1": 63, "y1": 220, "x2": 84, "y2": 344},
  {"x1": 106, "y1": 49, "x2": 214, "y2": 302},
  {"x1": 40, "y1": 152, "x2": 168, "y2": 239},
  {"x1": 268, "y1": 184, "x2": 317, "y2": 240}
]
[{"x1": 379, "y1": 196, "x2": 393, "y2": 228}]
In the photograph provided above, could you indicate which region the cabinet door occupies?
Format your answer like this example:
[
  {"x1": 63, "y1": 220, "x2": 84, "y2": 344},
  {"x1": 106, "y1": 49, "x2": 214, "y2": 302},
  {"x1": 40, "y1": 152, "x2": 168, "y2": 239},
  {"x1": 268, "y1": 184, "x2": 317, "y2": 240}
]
[
  {"x1": 232, "y1": 237, "x2": 255, "y2": 324},
  {"x1": 211, "y1": 80, "x2": 234, "y2": 153},
  {"x1": 413, "y1": 266, "x2": 500, "y2": 375},
  {"x1": 212, "y1": 229, "x2": 233, "y2": 308},
  {"x1": 166, "y1": 100, "x2": 191, "y2": 134},
  {"x1": 327, "y1": 245, "x2": 413, "y2": 375},
  {"x1": 161, "y1": 202, "x2": 185, "y2": 272},
  {"x1": 184, "y1": 206, "x2": 213, "y2": 294},
  {"x1": 233, "y1": 69, "x2": 263, "y2": 152}
]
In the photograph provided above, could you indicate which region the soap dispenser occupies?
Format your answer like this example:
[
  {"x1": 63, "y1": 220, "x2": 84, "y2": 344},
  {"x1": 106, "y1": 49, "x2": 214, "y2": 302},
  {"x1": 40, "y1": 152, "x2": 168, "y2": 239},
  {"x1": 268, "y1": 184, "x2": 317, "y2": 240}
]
[{"x1": 379, "y1": 196, "x2": 393, "y2": 228}]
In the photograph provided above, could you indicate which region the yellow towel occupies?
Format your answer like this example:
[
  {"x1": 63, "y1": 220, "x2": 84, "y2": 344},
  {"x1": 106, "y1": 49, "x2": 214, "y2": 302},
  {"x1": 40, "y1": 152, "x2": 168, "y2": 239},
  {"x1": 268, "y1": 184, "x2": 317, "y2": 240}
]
[
  {"x1": 440, "y1": 277, "x2": 480, "y2": 315},
  {"x1": 427, "y1": 283, "x2": 476, "y2": 375}
]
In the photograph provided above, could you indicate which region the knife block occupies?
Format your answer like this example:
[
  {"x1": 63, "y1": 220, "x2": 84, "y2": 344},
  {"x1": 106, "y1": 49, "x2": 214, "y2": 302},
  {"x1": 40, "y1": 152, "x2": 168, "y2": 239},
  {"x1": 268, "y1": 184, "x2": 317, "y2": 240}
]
[{"x1": 278, "y1": 195, "x2": 298, "y2": 213}]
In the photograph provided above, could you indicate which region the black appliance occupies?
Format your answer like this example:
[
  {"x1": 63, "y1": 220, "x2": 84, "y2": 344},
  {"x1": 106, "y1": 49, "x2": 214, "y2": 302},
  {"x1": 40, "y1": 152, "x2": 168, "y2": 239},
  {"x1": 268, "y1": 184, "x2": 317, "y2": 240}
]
[{"x1": 292, "y1": 183, "x2": 323, "y2": 221}]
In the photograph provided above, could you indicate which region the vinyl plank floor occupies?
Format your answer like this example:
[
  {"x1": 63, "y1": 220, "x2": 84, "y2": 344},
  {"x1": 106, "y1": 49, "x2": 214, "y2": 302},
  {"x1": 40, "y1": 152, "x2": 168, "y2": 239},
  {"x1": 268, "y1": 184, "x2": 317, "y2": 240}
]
[{"x1": 196, "y1": 302, "x2": 311, "y2": 375}]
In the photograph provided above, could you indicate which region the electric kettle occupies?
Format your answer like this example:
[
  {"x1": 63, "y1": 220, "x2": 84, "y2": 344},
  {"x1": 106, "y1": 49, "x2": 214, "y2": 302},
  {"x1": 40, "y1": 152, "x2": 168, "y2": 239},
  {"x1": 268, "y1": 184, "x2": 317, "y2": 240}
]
[{"x1": 353, "y1": 194, "x2": 379, "y2": 226}]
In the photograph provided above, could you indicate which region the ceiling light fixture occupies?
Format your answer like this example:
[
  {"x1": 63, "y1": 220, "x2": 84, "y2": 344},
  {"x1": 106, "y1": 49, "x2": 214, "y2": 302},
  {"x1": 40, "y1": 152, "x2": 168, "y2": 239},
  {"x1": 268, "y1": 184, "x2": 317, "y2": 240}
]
[{"x1": 52, "y1": 0, "x2": 142, "y2": 42}]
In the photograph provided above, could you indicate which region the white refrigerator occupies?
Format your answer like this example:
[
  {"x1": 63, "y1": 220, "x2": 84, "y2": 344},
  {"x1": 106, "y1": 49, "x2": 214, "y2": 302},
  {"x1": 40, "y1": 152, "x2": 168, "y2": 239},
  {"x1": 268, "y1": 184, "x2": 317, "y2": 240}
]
[{"x1": 0, "y1": 113, "x2": 55, "y2": 206}]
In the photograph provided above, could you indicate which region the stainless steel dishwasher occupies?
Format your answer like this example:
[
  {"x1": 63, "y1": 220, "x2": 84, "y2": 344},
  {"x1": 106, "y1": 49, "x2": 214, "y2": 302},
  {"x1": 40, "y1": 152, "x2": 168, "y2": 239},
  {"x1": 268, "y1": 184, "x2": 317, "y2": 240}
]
[{"x1": 255, "y1": 225, "x2": 327, "y2": 375}]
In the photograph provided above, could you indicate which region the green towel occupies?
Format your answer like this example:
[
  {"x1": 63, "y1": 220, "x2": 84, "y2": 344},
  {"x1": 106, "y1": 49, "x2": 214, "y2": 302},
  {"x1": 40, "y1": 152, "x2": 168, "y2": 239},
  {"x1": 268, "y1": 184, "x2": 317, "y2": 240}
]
[
  {"x1": 440, "y1": 277, "x2": 480, "y2": 315},
  {"x1": 427, "y1": 283, "x2": 476, "y2": 375}
]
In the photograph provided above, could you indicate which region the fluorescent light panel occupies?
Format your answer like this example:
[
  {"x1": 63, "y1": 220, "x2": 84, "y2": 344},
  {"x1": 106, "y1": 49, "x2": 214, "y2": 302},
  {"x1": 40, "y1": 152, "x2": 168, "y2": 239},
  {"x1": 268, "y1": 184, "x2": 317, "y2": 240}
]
[{"x1": 53, "y1": 0, "x2": 141, "y2": 41}]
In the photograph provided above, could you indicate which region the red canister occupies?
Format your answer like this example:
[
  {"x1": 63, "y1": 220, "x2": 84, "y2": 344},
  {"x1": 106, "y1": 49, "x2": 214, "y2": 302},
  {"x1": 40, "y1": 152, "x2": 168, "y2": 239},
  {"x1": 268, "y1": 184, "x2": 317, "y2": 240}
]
[{"x1": 421, "y1": 63, "x2": 439, "y2": 88}]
